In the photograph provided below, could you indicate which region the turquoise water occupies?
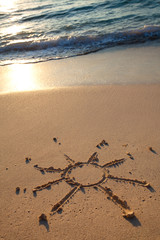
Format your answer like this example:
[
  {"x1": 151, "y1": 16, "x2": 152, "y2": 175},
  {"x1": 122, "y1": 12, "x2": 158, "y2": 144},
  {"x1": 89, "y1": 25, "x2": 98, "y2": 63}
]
[{"x1": 0, "y1": 0, "x2": 160, "y2": 65}]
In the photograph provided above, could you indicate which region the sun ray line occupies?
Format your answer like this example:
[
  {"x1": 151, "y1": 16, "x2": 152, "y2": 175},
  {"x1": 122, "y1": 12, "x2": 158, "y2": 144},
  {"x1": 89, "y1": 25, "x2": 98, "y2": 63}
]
[
  {"x1": 102, "y1": 158, "x2": 126, "y2": 168},
  {"x1": 33, "y1": 177, "x2": 65, "y2": 192},
  {"x1": 88, "y1": 152, "x2": 98, "y2": 163},
  {"x1": 97, "y1": 184, "x2": 135, "y2": 218},
  {"x1": 64, "y1": 154, "x2": 75, "y2": 164},
  {"x1": 108, "y1": 174, "x2": 150, "y2": 187},
  {"x1": 34, "y1": 164, "x2": 64, "y2": 173},
  {"x1": 50, "y1": 185, "x2": 81, "y2": 215}
]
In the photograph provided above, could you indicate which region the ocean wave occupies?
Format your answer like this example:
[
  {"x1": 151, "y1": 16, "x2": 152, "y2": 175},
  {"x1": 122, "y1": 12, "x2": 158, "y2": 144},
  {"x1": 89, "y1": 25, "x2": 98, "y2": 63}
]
[
  {"x1": 1, "y1": 26, "x2": 160, "y2": 55},
  {"x1": 20, "y1": 9, "x2": 69, "y2": 23}
]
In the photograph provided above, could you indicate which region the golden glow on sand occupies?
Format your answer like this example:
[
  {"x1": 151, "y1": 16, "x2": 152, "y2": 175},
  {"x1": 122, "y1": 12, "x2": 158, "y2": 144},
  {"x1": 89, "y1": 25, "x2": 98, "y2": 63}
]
[{"x1": 8, "y1": 64, "x2": 38, "y2": 92}]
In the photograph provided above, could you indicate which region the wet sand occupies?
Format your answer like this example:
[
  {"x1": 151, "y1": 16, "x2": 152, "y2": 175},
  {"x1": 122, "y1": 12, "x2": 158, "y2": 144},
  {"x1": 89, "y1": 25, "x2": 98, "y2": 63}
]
[{"x1": 0, "y1": 42, "x2": 160, "y2": 93}]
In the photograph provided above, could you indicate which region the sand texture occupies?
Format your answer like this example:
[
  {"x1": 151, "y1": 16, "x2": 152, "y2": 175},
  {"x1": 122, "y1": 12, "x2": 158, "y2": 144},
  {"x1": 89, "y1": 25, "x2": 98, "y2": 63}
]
[{"x1": 0, "y1": 85, "x2": 160, "y2": 240}]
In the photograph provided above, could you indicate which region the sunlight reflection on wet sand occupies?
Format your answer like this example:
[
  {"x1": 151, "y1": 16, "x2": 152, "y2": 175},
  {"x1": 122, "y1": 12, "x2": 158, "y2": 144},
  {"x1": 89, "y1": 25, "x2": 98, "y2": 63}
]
[
  {"x1": 0, "y1": 44, "x2": 160, "y2": 94},
  {"x1": 0, "y1": 64, "x2": 40, "y2": 92}
]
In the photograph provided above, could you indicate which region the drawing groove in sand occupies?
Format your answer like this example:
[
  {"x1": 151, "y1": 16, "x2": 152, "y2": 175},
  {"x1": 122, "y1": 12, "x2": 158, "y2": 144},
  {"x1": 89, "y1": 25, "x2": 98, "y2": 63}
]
[{"x1": 29, "y1": 140, "x2": 152, "y2": 221}]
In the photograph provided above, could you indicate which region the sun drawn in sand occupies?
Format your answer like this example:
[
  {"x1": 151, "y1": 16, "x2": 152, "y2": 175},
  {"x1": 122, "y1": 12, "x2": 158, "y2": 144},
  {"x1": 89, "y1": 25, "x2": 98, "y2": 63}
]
[{"x1": 32, "y1": 139, "x2": 151, "y2": 220}]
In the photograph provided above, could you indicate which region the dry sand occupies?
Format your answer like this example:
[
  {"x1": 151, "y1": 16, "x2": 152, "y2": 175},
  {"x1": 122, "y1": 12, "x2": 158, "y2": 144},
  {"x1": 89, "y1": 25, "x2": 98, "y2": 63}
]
[{"x1": 0, "y1": 84, "x2": 160, "y2": 240}]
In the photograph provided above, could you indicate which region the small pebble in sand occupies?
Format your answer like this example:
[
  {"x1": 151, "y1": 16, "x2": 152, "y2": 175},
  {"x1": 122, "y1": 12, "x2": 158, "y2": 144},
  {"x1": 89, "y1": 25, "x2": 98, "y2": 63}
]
[
  {"x1": 16, "y1": 187, "x2": 20, "y2": 194},
  {"x1": 6, "y1": 168, "x2": 8, "y2": 170},
  {"x1": 25, "y1": 157, "x2": 31, "y2": 164},
  {"x1": 39, "y1": 213, "x2": 47, "y2": 222},
  {"x1": 53, "y1": 137, "x2": 57, "y2": 143},
  {"x1": 24, "y1": 188, "x2": 27, "y2": 193}
]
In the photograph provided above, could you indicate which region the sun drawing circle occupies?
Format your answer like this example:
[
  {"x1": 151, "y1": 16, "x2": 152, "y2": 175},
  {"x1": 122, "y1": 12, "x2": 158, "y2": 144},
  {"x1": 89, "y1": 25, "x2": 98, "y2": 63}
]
[{"x1": 32, "y1": 140, "x2": 151, "y2": 221}]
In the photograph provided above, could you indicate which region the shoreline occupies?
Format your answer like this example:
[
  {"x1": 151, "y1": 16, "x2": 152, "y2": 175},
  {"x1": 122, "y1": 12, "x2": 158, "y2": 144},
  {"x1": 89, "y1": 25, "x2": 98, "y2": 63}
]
[{"x1": 0, "y1": 42, "x2": 160, "y2": 94}]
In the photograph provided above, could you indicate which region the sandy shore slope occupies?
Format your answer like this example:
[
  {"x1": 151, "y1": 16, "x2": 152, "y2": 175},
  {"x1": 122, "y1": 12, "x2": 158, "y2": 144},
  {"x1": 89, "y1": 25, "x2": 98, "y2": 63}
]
[
  {"x1": 0, "y1": 85, "x2": 160, "y2": 240},
  {"x1": 1, "y1": 43, "x2": 160, "y2": 93}
]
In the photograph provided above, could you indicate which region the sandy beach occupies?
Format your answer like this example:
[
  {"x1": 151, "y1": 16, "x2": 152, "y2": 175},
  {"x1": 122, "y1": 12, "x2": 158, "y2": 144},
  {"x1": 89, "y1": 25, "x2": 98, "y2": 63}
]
[
  {"x1": 1, "y1": 0, "x2": 160, "y2": 238},
  {"x1": 0, "y1": 84, "x2": 160, "y2": 240}
]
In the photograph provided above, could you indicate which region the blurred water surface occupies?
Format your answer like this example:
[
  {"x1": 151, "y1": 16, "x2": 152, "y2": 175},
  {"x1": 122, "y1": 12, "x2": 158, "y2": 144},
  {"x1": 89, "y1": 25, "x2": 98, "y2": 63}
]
[{"x1": 0, "y1": 0, "x2": 160, "y2": 65}]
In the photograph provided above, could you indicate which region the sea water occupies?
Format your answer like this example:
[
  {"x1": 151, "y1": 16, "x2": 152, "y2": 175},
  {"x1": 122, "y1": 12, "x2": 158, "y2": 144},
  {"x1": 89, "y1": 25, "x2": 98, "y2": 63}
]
[{"x1": 0, "y1": 0, "x2": 160, "y2": 66}]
